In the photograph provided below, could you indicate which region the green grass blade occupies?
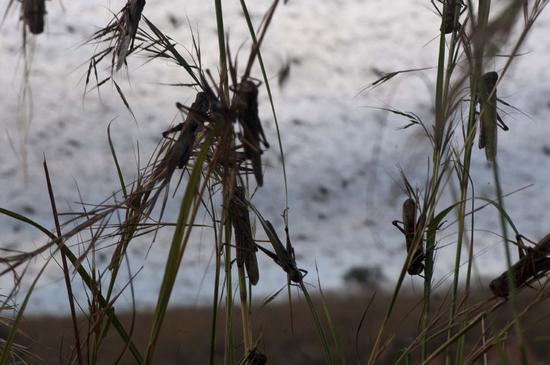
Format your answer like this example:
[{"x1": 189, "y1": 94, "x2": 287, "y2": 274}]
[
  {"x1": 299, "y1": 282, "x2": 335, "y2": 365},
  {"x1": 144, "y1": 134, "x2": 213, "y2": 364}
]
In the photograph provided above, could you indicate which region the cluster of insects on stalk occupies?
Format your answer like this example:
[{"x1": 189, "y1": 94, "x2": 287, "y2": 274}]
[
  {"x1": 147, "y1": 74, "x2": 303, "y2": 287},
  {"x1": 82, "y1": 0, "x2": 305, "y2": 289},
  {"x1": 490, "y1": 233, "x2": 550, "y2": 298},
  {"x1": 429, "y1": 1, "x2": 513, "y2": 162}
]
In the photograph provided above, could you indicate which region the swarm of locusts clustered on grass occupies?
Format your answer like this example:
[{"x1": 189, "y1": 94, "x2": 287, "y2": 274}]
[
  {"x1": 1, "y1": 0, "x2": 337, "y2": 363},
  {"x1": 2, "y1": 0, "x2": 550, "y2": 364},
  {"x1": 366, "y1": 0, "x2": 550, "y2": 363}
]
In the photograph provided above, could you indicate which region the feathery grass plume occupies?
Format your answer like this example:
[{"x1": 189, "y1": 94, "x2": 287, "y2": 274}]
[
  {"x1": 478, "y1": 71, "x2": 499, "y2": 161},
  {"x1": 114, "y1": 0, "x2": 146, "y2": 70},
  {"x1": 229, "y1": 185, "x2": 259, "y2": 285},
  {"x1": 231, "y1": 80, "x2": 269, "y2": 186},
  {"x1": 21, "y1": 0, "x2": 45, "y2": 35},
  {"x1": 490, "y1": 233, "x2": 550, "y2": 298},
  {"x1": 107, "y1": 91, "x2": 210, "y2": 270}
]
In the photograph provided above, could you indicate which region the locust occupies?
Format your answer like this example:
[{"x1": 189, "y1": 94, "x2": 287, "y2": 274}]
[
  {"x1": 229, "y1": 186, "x2": 260, "y2": 285},
  {"x1": 114, "y1": 0, "x2": 146, "y2": 70},
  {"x1": 393, "y1": 198, "x2": 426, "y2": 276},
  {"x1": 22, "y1": 0, "x2": 46, "y2": 35},
  {"x1": 431, "y1": 0, "x2": 465, "y2": 34},
  {"x1": 442, "y1": 0, "x2": 465, "y2": 34},
  {"x1": 477, "y1": 71, "x2": 509, "y2": 162},
  {"x1": 231, "y1": 80, "x2": 269, "y2": 187},
  {"x1": 490, "y1": 233, "x2": 550, "y2": 298},
  {"x1": 257, "y1": 220, "x2": 304, "y2": 284},
  {"x1": 162, "y1": 92, "x2": 210, "y2": 172},
  {"x1": 108, "y1": 92, "x2": 209, "y2": 270}
]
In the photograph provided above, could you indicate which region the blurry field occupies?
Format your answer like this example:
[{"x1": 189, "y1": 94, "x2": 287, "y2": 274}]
[{"x1": 13, "y1": 289, "x2": 550, "y2": 364}]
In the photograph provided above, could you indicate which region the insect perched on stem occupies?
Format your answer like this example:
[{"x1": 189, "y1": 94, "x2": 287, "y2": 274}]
[
  {"x1": 114, "y1": 0, "x2": 146, "y2": 70},
  {"x1": 162, "y1": 92, "x2": 210, "y2": 172},
  {"x1": 229, "y1": 185, "x2": 260, "y2": 285},
  {"x1": 431, "y1": 0, "x2": 465, "y2": 34},
  {"x1": 231, "y1": 80, "x2": 269, "y2": 187},
  {"x1": 108, "y1": 92, "x2": 210, "y2": 270},
  {"x1": 257, "y1": 220, "x2": 304, "y2": 284},
  {"x1": 21, "y1": 0, "x2": 46, "y2": 35},
  {"x1": 490, "y1": 233, "x2": 550, "y2": 298},
  {"x1": 442, "y1": 0, "x2": 465, "y2": 34},
  {"x1": 393, "y1": 198, "x2": 426, "y2": 276},
  {"x1": 477, "y1": 71, "x2": 509, "y2": 162}
]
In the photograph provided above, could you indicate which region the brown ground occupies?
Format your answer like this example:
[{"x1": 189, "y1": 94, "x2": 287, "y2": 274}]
[{"x1": 10, "y1": 289, "x2": 550, "y2": 364}]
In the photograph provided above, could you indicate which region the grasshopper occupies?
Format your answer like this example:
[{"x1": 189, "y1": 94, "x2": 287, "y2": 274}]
[
  {"x1": 229, "y1": 186, "x2": 260, "y2": 285},
  {"x1": 257, "y1": 220, "x2": 304, "y2": 284},
  {"x1": 431, "y1": 0, "x2": 466, "y2": 34},
  {"x1": 114, "y1": 0, "x2": 146, "y2": 70},
  {"x1": 162, "y1": 92, "x2": 210, "y2": 171},
  {"x1": 231, "y1": 80, "x2": 269, "y2": 187},
  {"x1": 107, "y1": 92, "x2": 209, "y2": 269},
  {"x1": 108, "y1": 92, "x2": 209, "y2": 270},
  {"x1": 393, "y1": 198, "x2": 426, "y2": 276},
  {"x1": 490, "y1": 233, "x2": 550, "y2": 298},
  {"x1": 22, "y1": 0, "x2": 46, "y2": 35},
  {"x1": 477, "y1": 71, "x2": 509, "y2": 162}
]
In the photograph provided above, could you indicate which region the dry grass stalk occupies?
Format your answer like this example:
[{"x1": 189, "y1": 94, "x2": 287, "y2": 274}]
[
  {"x1": 107, "y1": 91, "x2": 210, "y2": 269},
  {"x1": 229, "y1": 185, "x2": 260, "y2": 285},
  {"x1": 21, "y1": 0, "x2": 45, "y2": 35},
  {"x1": 490, "y1": 233, "x2": 550, "y2": 298}
]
